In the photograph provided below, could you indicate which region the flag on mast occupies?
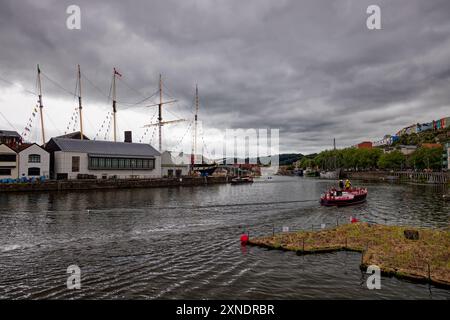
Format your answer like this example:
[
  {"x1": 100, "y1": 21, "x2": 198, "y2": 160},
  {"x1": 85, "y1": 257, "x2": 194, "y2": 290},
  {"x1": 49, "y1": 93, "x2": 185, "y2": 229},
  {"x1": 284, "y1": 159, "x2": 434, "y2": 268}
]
[{"x1": 114, "y1": 68, "x2": 122, "y2": 77}]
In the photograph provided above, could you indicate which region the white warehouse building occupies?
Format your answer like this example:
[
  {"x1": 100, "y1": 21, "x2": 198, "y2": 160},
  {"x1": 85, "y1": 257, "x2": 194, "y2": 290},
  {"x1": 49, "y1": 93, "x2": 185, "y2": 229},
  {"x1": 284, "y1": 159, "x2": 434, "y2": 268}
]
[
  {"x1": 45, "y1": 138, "x2": 161, "y2": 180},
  {"x1": 17, "y1": 143, "x2": 50, "y2": 179}
]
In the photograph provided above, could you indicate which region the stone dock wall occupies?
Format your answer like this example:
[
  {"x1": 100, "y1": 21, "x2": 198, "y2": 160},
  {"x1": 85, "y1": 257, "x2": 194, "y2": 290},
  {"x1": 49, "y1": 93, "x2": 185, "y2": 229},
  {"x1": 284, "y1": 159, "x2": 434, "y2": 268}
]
[{"x1": 0, "y1": 176, "x2": 229, "y2": 193}]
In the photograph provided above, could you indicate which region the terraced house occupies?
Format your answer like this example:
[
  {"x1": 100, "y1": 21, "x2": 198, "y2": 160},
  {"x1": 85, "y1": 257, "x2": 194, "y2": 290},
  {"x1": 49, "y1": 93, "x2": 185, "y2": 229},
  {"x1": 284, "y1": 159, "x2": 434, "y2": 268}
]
[{"x1": 16, "y1": 143, "x2": 50, "y2": 179}]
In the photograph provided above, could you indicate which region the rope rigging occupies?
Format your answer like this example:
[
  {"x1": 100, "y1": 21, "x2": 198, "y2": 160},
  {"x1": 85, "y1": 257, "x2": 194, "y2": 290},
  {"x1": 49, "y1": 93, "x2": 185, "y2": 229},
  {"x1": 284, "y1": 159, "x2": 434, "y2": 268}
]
[
  {"x1": 138, "y1": 109, "x2": 158, "y2": 143},
  {"x1": 64, "y1": 107, "x2": 80, "y2": 135},
  {"x1": 1, "y1": 68, "x2": 213, "y2": 159},
  {"x1": 93, "y1": 112, "x2": 113, "y2": 141},
  {"x1": 171, "y1": 120, "x2": 193, "y2": 151},
  {"x1": 21, "y1": 104, "x2": 39, "y2": 142}
]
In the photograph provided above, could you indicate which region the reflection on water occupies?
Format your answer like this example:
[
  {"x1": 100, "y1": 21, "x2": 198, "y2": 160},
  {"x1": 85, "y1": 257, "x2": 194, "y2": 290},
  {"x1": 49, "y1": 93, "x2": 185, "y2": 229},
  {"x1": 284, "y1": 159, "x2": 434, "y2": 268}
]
[{"x1": 0, "y1": 177, "x2": 448, "y2": 299}]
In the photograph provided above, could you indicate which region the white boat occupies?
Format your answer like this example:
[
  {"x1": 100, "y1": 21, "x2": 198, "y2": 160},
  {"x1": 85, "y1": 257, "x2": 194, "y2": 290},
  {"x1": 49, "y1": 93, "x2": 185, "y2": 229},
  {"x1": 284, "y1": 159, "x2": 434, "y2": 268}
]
[{"x1": 320, "y1": 170, "x2": 338, "y2": 179}]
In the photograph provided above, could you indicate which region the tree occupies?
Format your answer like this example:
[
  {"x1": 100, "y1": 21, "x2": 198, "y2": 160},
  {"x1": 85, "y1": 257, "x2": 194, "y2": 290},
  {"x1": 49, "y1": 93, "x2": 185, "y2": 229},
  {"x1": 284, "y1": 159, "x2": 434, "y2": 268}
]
[
  {"x1": 408, "y1": 147, "x2": 443, "y2": 170},
  {"x1": 377, "y1": 151, "x2": 406, "y2": 169}
]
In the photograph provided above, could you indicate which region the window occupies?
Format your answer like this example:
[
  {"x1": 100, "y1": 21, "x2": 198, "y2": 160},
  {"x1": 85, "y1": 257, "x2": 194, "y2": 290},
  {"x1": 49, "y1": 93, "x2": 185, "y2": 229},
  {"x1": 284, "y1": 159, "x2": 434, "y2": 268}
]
[
  {"x1": 28, "y1": 167, "x2": 40, "y2": 176},
  {"x1": 0, "y1": 154, "x2": 16, "y2": 162},
  {"x1": 87, "y1": 156, "x2": 155, "y2": 170},
  {"x1": 72, "y1": 156, "x2": 80, "y2": 172},
  {"x1": 0, "y1": 168, "x2": 11, "y2": 175},
  {"x1": 167, "y1": 169, "x2": 173, "y2": 177},
  {"x1": 28, "y1": 154, "x2": 41, "y2": 163},
  {"x1": 176, "y1": 169, "x2": 182, "y2": 178},
  {"x1": 56, "y1": 173, "x2": 68, "y2": 180}
]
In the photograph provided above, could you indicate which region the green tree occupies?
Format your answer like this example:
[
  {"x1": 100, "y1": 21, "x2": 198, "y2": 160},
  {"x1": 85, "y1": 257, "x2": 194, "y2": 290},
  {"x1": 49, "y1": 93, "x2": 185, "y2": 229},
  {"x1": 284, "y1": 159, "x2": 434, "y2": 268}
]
[
  {"x1": 377, "y1": 151, "x2": 406, "y2": 169},
  {"x1": 408, "y1": 147, "x2": 443, "y2": 170}
]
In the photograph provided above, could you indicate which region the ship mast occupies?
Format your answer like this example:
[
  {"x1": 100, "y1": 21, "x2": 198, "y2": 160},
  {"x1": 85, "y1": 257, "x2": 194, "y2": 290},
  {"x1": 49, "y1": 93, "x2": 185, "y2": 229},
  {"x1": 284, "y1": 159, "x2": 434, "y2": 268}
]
[
  {"x1": 158, "y1": 74, "x2": 163, "y2": 151},
  {"x1": 191, "y1": 85, "x2": 199, "y2": 168},
  {"x1": 143, "y1": 74, "x2": 180, "y2": 151},
  {"x1": 77, "y1": 65, "x2": 84, "y2": 140},
  {"x1": 37, "y1": 64, "x2": 45, "y2": 145},
  {"x1": 112, "y1": 68, "x2": 118, "y2": 142}
]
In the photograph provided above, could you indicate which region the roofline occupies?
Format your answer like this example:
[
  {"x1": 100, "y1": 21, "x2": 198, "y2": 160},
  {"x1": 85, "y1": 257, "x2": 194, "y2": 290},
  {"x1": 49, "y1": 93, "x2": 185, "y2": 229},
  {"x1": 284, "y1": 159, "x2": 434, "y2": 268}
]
[
  {"x1": 17, "y1": 143, "x2": 49, "y2": 153},
  {"x1": 0, "y1": 143, "x2": 18, "y2": 153},
  {"x1": 49, "y1": 137, "x2": 161, "y2": 156}
]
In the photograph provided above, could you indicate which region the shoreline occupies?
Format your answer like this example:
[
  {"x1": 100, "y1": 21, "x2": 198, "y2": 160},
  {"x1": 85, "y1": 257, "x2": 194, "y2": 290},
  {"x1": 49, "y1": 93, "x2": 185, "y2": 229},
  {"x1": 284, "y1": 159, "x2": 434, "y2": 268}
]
[
  {"x1": 248, "y1": 223, "x2": 450, "y2": 289},
  {"x1": 0, "y1": 176, "x2": 229, "y2": 193}
]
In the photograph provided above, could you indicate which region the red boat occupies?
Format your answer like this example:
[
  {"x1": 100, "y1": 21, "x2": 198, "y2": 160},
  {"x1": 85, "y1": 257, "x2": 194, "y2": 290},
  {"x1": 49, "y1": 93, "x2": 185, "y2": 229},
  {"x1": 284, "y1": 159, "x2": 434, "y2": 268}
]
[{"x1": 320, "y1": 188, "x2": 368, "y2": 207}]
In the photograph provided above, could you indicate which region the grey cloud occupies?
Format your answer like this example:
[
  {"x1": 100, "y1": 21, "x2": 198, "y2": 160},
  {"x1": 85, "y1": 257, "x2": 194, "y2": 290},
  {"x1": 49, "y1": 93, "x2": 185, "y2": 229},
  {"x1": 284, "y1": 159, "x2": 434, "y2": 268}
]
[{"x1": 0, "y1": 0, "x2": 449, "y2": 153}]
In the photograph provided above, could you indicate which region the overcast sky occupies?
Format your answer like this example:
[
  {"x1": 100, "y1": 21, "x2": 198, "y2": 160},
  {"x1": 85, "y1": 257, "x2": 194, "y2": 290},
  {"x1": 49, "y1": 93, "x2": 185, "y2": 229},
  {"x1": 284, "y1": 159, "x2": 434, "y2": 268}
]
[{"x1": 0, "y1": 0, "x2": 449, "y2": 155}]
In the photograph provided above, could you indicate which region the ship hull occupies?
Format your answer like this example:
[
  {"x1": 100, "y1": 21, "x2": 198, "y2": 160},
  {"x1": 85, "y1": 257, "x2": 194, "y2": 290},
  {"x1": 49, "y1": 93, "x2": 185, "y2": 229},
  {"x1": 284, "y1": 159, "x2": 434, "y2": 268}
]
[{"x1": 320, "y1": 188, "x2": 368, "y2": 207}]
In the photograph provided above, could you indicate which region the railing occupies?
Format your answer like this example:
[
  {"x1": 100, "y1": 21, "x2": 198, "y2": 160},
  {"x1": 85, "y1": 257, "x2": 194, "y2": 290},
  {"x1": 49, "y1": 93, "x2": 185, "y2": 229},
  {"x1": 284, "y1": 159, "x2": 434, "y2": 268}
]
[
  {"x1": 346, "y1": 170, "x2": 449, "y2": 184},
  {"x1": 391, "y1": 171, "x2": 449, "y2": 184}
]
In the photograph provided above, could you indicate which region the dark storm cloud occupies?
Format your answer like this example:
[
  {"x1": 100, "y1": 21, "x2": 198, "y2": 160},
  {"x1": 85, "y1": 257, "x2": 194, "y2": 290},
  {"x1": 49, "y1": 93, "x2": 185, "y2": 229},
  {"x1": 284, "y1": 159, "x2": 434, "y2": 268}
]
[{"x1": 1, "y1": 0, "x2": 450, "y2": 153}]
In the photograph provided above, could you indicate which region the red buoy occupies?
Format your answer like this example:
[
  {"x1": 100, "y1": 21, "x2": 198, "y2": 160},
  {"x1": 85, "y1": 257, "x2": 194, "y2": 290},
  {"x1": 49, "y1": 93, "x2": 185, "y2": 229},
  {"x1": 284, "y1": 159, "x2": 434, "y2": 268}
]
[
  {"x1": 240, "y1": 234, "x2": 249, "y2": 245},
  {"x1": 350, "y1": 216, "x2": 359, "y2": 223}
]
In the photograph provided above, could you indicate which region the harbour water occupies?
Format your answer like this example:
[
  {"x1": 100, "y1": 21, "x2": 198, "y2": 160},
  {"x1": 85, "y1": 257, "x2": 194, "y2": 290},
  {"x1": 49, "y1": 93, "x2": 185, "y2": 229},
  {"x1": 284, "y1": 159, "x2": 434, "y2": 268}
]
[{"x1": 0, "y1": 176, "x2": 449, "y2": 299}]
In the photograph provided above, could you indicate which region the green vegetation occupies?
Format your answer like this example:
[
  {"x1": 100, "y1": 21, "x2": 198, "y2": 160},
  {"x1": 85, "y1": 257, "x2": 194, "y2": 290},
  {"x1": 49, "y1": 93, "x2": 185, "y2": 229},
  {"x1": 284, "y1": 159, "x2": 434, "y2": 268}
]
[
  {"x1": 294, "y1": 126, "x2": 449, "y2": 170},
  {"x1": 299, "y1": 145, "x2": 444, "y2": 170},
  {"x1": 278, "y1": 153, "x2": 304, "y2": 166},
  {"x1": 249, "y1": 223, "x2": 450, "y2": 287},
  {"x1": 393, "y1": 127, "x2": 450, "y2": 146},
  {"x1": 408, "y1": 147, "x2": 443, "y2": 170},
  {"x1": 377, "y1": 150, "x2": 406, "y2": 169}
]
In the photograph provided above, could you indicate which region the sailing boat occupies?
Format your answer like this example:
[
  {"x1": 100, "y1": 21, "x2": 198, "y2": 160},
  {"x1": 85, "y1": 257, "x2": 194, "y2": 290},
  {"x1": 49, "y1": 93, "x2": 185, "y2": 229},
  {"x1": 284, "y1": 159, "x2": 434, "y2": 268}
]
[{"x1": 319, "y1": 138, "x2": 339, "y2": 179}]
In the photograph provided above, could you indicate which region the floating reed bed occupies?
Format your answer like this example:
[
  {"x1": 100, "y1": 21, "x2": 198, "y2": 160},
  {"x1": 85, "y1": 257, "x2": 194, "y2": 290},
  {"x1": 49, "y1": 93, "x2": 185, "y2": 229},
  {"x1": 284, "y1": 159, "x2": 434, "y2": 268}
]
[{"x1": 248, "y1": 223, "x2": 450, "y2": 288}]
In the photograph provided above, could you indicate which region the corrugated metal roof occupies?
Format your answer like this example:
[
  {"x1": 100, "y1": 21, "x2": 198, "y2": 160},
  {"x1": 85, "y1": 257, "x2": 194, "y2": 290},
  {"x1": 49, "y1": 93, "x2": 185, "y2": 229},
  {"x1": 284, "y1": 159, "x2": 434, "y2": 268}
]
[
  {"x1": 0, "y1": 130, "x2": 21, "y2": 138},
  {"x1": 51, "y1": 138, "x2": 160, "y2": 157}
]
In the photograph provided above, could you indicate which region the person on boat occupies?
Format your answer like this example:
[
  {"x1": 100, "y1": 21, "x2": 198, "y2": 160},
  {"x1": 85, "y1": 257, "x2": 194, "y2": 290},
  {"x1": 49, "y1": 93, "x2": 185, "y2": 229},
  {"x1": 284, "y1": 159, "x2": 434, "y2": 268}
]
[
  {"x1": 344, "y1": 179, "x2": 352, "y2": 190},
  {"x1": 338, "y1": 180, "x2": 344, "y2": 190}
]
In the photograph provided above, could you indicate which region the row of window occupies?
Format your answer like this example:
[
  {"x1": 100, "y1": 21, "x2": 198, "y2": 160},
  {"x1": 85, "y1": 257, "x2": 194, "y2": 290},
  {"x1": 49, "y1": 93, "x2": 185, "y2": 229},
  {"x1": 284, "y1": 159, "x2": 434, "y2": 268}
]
[
  {"x1": 0, "y1": 168, "x2": 40, "y2": 176},
  {"x1": 0, "y1": 154, "x2": 16, "y2": 162},
  {"x1": 87, "y1": 157, "x2": 155, "y2": 171},
  {"x1": 167, "y1": 169, "x2": 183, "y2": 178},
  {"x1": 0, "y1": 154, "x2": 41, "y2": 163}
]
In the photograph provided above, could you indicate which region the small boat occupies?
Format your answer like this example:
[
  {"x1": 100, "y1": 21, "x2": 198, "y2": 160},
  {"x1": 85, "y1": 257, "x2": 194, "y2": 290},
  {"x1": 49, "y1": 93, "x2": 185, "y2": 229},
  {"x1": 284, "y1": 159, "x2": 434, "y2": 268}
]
[
  {"x1": 231, "y1": 176, "x2": 254, "y2": 184},
  {"x1": 305, "y1": 169, "x2": 320, "y2": 177},
  {"x1": 320, "y1": 188, "x2": 368, "y2": 207},
  {"x1": 319, "y1": 170, "x2": 338, "y2": 179}
]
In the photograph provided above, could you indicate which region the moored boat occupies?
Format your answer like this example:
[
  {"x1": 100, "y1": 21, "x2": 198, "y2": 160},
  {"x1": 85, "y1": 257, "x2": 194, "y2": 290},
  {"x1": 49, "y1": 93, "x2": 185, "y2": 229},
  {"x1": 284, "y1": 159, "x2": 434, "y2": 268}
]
[
  {"x1": 319, "y1": 170, "x2": 338, "y2": 179},
  {"x1": 231, "y1": 176, "x2": 254, "y2": 184},
  {"x1": 320, "y1": 187, "x2": 368, "y2": 206}
]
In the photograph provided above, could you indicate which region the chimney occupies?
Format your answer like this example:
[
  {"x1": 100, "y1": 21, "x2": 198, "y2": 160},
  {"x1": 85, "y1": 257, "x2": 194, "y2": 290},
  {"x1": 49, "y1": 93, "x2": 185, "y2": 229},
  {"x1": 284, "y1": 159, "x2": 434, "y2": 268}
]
[{"x1": 124, "y1": 131, "x2": 132, "y2": 143}]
